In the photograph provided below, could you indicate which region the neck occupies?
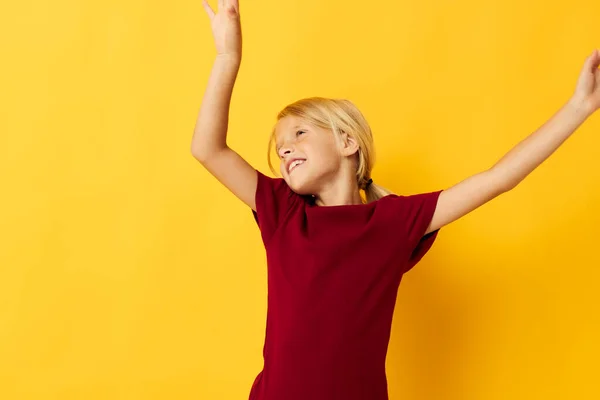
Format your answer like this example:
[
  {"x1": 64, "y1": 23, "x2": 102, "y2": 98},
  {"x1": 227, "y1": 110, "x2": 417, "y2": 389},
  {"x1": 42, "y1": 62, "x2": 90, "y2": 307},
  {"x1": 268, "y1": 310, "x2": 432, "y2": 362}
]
[{"x1": 312, "y1": 186, "x2": 364, "y2": 207}]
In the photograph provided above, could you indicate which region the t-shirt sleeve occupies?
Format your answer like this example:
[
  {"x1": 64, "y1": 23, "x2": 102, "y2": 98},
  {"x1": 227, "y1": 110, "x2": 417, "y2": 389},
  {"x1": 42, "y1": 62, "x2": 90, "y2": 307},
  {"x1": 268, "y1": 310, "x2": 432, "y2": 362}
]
[
  {"x1": 399, "y1": 189, "x2": 444, "y2": 273},
  {"x1": 251, "y1": 169, "x2": 296, "y2": 246}
]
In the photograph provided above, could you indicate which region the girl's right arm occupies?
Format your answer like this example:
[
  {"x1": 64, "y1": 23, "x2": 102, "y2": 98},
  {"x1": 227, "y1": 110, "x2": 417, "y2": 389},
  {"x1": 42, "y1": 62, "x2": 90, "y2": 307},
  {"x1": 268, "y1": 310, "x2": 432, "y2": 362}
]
[{"x1": 191, "y1": 0, "x2": 258, "y2": 211}]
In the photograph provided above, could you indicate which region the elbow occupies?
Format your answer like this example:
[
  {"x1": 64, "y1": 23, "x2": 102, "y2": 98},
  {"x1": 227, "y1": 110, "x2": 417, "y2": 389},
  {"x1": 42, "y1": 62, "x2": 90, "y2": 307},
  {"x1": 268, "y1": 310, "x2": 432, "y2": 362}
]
[
  {"x1": 191, "y1": 145, "x2": 202, "y2": 160},
  {"x1": 488, "y1": 166, "x2": 518, "y2": 193},
  {"x1": 191, "y1": 147, "x2": 209, "y2": 163},
  {"x1": 502, "y1": 180, "x2": 518, "y2": 192},
  {"x1": 190, "y1": 140, "x2": 210, "y2": 162},
  {"x1": 191, "y1": 143, "x2": 226, "y2": 163},
  {"x1": 191, "y1": 128, "x2": 228, "y2": 162}
]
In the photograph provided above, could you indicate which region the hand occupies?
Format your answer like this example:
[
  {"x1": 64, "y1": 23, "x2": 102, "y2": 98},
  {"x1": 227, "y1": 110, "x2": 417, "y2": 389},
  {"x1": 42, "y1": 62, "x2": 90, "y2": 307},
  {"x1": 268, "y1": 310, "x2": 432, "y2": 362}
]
[
  {"x1": 572, "y1": 49, "x2": 600, "y2": 114},
  {"x1": 202, "y1": 0, "x2": 242, "y2": 62}
]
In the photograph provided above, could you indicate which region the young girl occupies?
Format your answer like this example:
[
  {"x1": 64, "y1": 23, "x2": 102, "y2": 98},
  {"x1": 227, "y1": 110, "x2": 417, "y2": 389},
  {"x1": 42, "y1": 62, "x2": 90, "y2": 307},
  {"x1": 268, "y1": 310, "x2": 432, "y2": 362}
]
[{"x1": 192, "y1": 1, "x2": 600, "y2": 399}]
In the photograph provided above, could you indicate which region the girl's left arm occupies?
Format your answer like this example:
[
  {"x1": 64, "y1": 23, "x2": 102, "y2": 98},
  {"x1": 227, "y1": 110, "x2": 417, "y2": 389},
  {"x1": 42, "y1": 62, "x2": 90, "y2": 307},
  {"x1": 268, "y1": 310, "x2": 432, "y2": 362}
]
[{"x1": 425, "y1": 49, "x2": 600, "y2": 236}]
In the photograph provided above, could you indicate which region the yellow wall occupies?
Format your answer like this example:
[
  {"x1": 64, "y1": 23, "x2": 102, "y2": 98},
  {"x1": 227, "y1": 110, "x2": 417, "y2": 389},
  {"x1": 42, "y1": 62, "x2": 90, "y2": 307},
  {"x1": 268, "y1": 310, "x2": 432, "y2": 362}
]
[{"x1": 2, "y1": 0, "x2": 599, "y2": 398}]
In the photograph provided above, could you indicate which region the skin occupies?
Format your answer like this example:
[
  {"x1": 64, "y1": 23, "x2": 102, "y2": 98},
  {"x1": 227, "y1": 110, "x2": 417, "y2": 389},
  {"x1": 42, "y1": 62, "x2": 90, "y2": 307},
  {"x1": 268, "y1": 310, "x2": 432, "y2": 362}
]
[
  {"x1": 426, "y1": 49, "x2": 600, "y2": 235},
  {"x1": 275, "y1": 115, "x2": 364, "y2": 207},
  {"x1": 202, "y1": 0, "x2": 600, "y2": 237}
]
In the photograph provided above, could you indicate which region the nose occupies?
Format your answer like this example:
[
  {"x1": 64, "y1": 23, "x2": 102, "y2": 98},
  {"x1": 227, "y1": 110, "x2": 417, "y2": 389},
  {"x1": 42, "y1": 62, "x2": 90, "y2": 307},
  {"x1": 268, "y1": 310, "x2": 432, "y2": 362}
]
[{"x1": 278, "y1": 144, "x2": 295, "y2": 158}]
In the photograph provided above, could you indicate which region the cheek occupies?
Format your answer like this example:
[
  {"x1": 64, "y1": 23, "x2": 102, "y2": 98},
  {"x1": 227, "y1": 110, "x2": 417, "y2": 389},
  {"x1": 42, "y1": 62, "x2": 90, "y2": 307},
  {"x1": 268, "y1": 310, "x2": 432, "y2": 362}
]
[{"x1": 316, "y1": 145, "x2": 341, "y2": 165}]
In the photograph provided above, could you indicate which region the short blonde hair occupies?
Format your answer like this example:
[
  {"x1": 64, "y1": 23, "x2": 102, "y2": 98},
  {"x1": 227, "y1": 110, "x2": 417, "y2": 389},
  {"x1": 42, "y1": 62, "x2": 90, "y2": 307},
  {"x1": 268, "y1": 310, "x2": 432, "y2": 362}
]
[{"x1": 267, "y1": 97, "x2": 392, "y2": 203}]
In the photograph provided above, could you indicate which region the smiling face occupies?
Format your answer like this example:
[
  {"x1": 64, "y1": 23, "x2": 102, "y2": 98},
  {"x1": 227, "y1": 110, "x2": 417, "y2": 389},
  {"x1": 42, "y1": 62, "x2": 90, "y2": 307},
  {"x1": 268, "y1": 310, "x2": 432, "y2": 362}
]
[{"x1": 274, "y1": 115, "x2": 346, "y2": 195}]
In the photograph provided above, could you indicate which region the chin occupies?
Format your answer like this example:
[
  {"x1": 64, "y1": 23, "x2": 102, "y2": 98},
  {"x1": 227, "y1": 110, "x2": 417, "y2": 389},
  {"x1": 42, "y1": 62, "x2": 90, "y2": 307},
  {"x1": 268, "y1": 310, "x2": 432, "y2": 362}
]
[{"x1": 286, "y1": 178, "x2": 313, "y2": 196}]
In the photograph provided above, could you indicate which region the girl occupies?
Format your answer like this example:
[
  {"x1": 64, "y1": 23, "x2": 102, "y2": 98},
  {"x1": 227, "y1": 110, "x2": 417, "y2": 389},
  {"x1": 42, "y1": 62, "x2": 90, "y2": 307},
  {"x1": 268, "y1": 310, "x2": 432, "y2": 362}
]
[{"x1": 192, "y1": 1, "x2": 600, "y2": 399}]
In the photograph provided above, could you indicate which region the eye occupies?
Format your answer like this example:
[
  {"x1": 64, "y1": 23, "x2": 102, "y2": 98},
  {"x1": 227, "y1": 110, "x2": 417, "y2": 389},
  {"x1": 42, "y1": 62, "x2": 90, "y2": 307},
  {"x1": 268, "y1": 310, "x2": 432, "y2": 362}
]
[{"x1": 276, "y1": 131, "x2": 305, "y2": 155}]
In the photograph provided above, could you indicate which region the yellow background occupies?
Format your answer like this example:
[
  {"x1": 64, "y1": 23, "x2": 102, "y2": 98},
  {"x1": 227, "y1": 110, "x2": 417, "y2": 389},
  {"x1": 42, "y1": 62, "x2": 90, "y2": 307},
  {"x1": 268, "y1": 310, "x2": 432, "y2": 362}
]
[{"x1": 2, "y1": 0, "x2": 599, "y2": 398}]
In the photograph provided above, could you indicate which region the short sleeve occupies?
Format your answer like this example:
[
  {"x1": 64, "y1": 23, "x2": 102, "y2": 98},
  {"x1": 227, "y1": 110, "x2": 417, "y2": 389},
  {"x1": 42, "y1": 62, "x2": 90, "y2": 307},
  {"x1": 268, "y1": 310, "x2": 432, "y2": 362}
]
[
  {"x1": 251, "y1": 169, "x2": 296, "y2": 246},
  {"x1": 399, "y1": 190, "x2": 444, "y2": 273}
]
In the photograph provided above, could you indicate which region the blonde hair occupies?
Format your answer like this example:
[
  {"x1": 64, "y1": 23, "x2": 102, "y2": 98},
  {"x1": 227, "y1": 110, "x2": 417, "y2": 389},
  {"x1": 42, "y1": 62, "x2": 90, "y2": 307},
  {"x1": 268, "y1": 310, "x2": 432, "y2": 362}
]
[{"x1": 267, "y1": 97, "x2": 393, "y2": 204}]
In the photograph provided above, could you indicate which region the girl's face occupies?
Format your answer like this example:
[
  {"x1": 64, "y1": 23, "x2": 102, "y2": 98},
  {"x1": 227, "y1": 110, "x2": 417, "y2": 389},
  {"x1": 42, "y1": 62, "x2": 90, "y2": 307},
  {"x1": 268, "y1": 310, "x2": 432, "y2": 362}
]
[{"x1": 275, "y1": 115, "x2": 345, "y2": 195}]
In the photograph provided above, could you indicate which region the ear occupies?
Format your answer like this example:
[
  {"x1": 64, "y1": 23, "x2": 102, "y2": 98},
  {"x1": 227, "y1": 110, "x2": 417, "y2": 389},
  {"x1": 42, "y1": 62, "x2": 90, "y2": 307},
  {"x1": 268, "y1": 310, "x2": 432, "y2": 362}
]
[{"x1": 339, "y1": 131, "x2": 360, "y2": 157}]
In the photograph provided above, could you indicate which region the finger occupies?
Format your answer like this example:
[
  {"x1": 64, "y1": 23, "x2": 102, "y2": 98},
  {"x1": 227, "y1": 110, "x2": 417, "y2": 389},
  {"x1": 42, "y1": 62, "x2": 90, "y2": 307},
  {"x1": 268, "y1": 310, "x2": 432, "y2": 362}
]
[
  {"x1": 202, "y1": 0, "x2": 215, "y2": 19},
  {"x1": 218, "y1": 0, "x2": 225, "y2": 10},
  {"x1": 584, "y1": 49, "x2": 600, "y2": 72},
  {"x1": 592, "y1": 49, "x2": 600, "y2": 70}
]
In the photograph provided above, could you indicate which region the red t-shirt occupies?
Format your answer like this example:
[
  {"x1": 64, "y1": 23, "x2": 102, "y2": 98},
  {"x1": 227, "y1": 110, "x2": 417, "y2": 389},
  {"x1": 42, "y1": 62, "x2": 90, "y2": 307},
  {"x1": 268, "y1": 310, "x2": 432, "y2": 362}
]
[{"x1": 249, "y1": 169, "x2": 443, "y2": 400}]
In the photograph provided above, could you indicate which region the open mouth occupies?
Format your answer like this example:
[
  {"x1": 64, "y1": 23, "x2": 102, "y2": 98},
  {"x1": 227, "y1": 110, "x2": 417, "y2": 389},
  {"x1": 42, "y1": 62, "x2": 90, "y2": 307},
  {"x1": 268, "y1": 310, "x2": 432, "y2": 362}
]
[{"x1": 288, "y1": 159, "x2": 306, "y2": 174}]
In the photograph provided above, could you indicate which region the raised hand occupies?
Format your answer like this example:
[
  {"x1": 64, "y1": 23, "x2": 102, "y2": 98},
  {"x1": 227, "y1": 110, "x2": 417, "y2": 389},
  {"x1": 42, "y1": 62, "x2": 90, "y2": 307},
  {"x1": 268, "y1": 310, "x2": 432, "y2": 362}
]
[
  {"x1": 573, "y1": 49, "x2": 600, "y2": 114},
  {"x1": 202, "y1": 0, "x2": 242, "y2": 62}
]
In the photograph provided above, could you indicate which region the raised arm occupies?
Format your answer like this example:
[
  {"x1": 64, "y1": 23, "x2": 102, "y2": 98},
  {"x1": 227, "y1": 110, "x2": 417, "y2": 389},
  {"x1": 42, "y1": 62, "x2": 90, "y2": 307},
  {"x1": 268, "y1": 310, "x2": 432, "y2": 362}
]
[
  {"x1": 191, "y1": 0, "x2": 258, "y2": 211},
  {"x1": 425, "y1": 49, "x2": 600, "y2": 235}
]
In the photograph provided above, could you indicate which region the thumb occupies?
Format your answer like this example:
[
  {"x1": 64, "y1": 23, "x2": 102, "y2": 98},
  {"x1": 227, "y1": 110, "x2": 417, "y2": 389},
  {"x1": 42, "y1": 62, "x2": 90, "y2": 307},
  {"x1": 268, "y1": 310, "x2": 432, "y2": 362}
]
[{"x1": 202, "y1": 0, "x2": 215, "y2": 20}]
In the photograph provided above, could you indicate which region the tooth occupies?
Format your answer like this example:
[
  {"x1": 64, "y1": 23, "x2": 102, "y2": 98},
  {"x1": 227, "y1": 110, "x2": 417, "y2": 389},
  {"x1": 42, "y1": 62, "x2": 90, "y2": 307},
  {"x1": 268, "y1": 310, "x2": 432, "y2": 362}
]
[
  {"x1": 289, "y1": 160, "x2": 304, "y2": 172},
  {"x1": 292, "y1": 160, "x2": 303, "y2": 170}
]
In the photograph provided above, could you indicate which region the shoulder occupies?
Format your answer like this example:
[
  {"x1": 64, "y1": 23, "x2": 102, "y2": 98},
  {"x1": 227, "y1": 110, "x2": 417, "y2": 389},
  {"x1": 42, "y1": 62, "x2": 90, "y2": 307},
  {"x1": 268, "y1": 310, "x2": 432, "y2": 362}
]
[
  {"x1": 376, "y1": 190, "x2": 443, "y2": 241},
  {"x1": 252, "y1": 169, "x2": 307, "y2": 245},
  {"x1": 380, "y1": 191, "x2": 443, "y2": 213}
]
